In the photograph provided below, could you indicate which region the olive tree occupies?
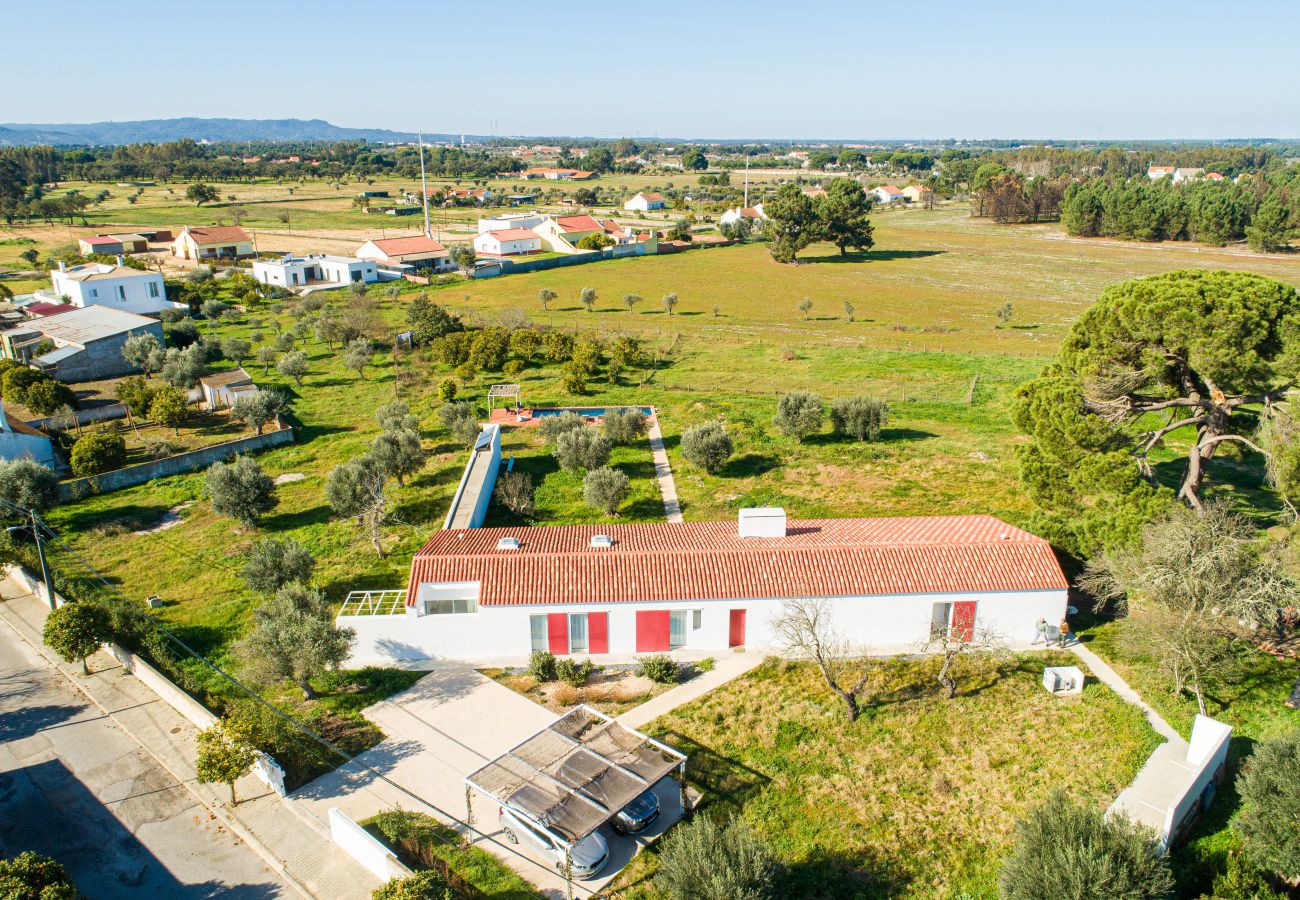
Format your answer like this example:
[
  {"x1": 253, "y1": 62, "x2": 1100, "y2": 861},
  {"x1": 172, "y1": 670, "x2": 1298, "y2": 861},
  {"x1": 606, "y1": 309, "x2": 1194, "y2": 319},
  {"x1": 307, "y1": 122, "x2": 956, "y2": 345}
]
[
  {"x1": 231, "y1": 389, "x2": 287, "y2": 435},
  {"x1": 342, "y1": 338, "x2": 373, "y2": 379},
  {"x1": 831, "y1": 396, "x2": 889, "y2": 441},
  {"x1": 555, "y1": 428, "x2": 611, "y2": 473},
  {"x1": 774, "y1": 391, "x2": 823, "y2": 442},
  {"x1": 494, "y1": 470, "x2": 534, "y2": 518},
  {"x1": 437, "y1": 401, "x2": 481, "y2": 448},
  {"x1": 276, "y1": 350, "x2": 309, "y2": 387},
  {"x1": 242, "y1": 537, "x2": 314, "y2": 594},
  {"x1": 771, "y1": 597, "x2": 874, "y2": 721},
  {"x1": 584, "y1": 466, "x2": 629, "y2": 515},
  {"x1": 121, "y1": 332, "x2": 163, "y2": 375},
  {"x1": 655, "y1": 815, "x2": 777, "y2": 900},
  {"x1": 538, "y1": 411, "x2": 584, "y2": 446},
  {"x1": 680, "y1": 421, "x2": 733, "y2": 474},
  {"x1": 1233, "y1": 729, "x2": 1300, "y2": 884},
  {"x1": 603, "y1": 408, "x2": 647, "y2": 444},
  {"x1": 206, "y1": 456, "x2": 277, "y2": 529},
  {"x1": 0, "y1": 459, "x2": 59, "y2": 512},
  {"x1": 999, "y1": 792, "x2": 1174, "y2": 900},
  {"x1": 235, "y1": 583, "x2": 355, "y2": 700},
  {"x1": 370, "y1": 426, "x2": 425, "y2": 486},
  {"x1": 326, "y1": 455, "x2": 391, "y2": 556}
]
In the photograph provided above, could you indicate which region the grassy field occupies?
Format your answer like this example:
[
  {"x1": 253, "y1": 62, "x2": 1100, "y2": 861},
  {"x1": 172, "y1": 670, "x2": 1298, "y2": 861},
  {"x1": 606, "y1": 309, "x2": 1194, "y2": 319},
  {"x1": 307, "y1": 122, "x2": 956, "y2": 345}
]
[{"x1": 605, "y1": 652, "x2": 1161, "y2": 900}]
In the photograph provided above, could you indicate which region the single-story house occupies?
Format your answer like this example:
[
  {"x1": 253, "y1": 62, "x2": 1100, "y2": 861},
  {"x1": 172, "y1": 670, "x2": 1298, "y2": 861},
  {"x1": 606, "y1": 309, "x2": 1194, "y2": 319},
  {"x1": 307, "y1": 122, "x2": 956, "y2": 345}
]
[
  {"x1": 478, "y1": 213, "x2": 546, "y2": 234},
  {"x1": 519, "y1": 168, "x2": 595, "y2": 181},
  {"x1": 171, "y1": 225, "x2": 254, "y2": 261},
  {"x1": 355, "y1": 236, "x2": 456, "y2": 273},
  {"x1": 49, "y1": 260, "x2": 179, "y2": 316},
  {"x1": 1172, "y1": 168, "x2": 1205, "y2": 184},
  {"x1": 0, "y1": 305, "x2": 164, "y2": 382},
  {"x1": 23, "y1": 302, "x2": 77, "y2": 318},
  {"x1": 719, "y1": 205, "x2": 767, "y2": 228},
  {"x1": 870, "y1": 185, "x2": 906, "y2": 204},
  {"x1": 624, "y1": 192, "x2": 666, "y2": 212},
  {"x1": 1147, "y1": 165, "x2": 1176, "y2": 180},
  {"x1": 341, "y1": 509, "x2": 1069, "y2": 666},
  {"x1": 252, "y1": 254, "x2": 378, "y2": 289},
  {"x1": 199, "y1": 368, "x2": 256, "y2": 410},
  {"x1": 531, "y1": 215, "x2": 606, "y2": 253},
  {"x1": 473, "y1": 228, "x2": 542, "y2": 256},
  {"x1": 901, "y1": 185, "x2": 933, "y2": 203},
  {"x1": 0, "y1": 401, "x2": 57, "y2": 468}
]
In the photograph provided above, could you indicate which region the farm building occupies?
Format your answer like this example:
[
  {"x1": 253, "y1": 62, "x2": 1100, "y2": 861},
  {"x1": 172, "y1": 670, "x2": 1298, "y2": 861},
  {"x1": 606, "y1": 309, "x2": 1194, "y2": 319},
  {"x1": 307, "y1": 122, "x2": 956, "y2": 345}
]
[
  {"x1": 355, "y1": 236, "x2": 456, "y2": 273},
  {"x1": 199, "y1": 368, "x2": 255, "y2": 410},
  {"x1": 171, "y1": 225, "x2": 254, "y2": 260},
  {"x1": 473, "y1": 228, "x2": 542, "y2": 256},
  {"x1": 624, "y1": 192, "x2": 666, "y2": 211},
  {"x1": 48, "y1": 260, "x2": 180, "y2": 316},
  {"x1": 0, "y1": 306, "x2": 164, "y2": 382},
  {"x1": 252, "y1": 254, "x2": 378, "y2": 289},
  {"x1": 519, "y1": 168, "x2": 594, "y2": 181},
  {"x1": 341, "y1": 509, "x2": 1070, "y2": 667},
  {"x1": 78, "y1": 235, "x2": 125, "y2": 256}
]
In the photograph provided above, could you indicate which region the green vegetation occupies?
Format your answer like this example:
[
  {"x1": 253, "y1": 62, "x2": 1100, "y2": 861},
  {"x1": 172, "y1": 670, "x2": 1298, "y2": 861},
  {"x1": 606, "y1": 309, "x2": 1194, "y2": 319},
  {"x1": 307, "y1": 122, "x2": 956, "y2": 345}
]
[{"x1": 0, "y1": 851, "x2": 84, "y2": 899}]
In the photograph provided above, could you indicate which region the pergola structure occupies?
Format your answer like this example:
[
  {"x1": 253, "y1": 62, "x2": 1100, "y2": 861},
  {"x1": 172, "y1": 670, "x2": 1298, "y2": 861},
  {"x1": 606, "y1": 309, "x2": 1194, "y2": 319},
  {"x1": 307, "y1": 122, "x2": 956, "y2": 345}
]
[
  {"x1": 487, "y1": 383, "x2": 522, "y2": 413},
  {"x1": 465, "y1": 705, "x2": 687, "y2": 892}
]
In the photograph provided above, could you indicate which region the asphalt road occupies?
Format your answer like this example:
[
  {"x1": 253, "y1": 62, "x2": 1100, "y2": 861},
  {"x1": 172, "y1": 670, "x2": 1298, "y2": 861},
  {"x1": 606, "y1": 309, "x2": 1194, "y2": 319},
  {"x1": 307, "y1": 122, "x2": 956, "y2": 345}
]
[{"x1": 0, "y1": 617, "x2": 289, "y2": 898}]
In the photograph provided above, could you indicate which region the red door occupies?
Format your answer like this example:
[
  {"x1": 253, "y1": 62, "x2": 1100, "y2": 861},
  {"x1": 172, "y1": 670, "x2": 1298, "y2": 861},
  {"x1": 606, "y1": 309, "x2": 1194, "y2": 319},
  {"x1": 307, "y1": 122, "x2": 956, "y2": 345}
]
[
  {"x1": 951, "y1": 601, "x2": 977, "y2": 642},
  {"x1": 588, "y1": 612, "x2": 609, "y2": 654},
  {"x1": 636, "y1": 610, "x2": 670, "y2": 652},
  {"x1": 728, "y1": 609, "x2": 746, "y2": 648},
  {"x1": 547, "y1": 613, "x2": 569, "y2": 654}
]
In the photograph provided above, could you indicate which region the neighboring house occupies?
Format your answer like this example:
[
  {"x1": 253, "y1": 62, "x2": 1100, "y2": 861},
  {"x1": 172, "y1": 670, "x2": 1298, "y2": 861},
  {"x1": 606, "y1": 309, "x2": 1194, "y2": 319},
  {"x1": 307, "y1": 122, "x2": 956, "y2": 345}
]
[
  {"x1": 532, "y1": 215, "x2": 605, "y2": 253},
  {"x1": 901, "y1": 185, "x2": 933, "y2": 204},
  {"x1": 478, "y1": 213, "x2": 546, "y2": 233},
  {"x1": 719, "y1": 204, "x2": 767, "y2": 228},
  {"x1": 341, "y1": 509, "x2": 1069, "y2": 665},
  {"x1": 801, "y1": 187, "x2": 827, "y2": 199},
  {"x1": 0, "y1": 306, "x2": 164, "y2": 382},
  {"x1": 519, "y1": 168, "x2": 595, "y2": 181},
  {"x1": 624, "y1": 192, "x2": 666, "y2": 211},
  {"x1": 199, "y1": 368, "x2": 255, "y2": 410},
  {"x1": 870, "y1": 185, "x2": 906, "y2": 204},
  {"x1": 78, "y1": 235, "x2": 124, "y2": 256},
  {"x1": 252, "y1": 254, "x2": 378, "y2": 289},
  {"x1": 1172, "y1": 167, "x2": 1206, "y2": 184},
  {"x1": 1147, "y1": 165, "x2": 1177, "y2": 180},
  {"x1": 598, "y1": 220, "x2": 641, "y2": 245},
  {"x1": 473, "y1": 228, "x2": 542, "y2": 256},
  {"x1": 49, "y1": 260, "x2": 179, "y2": 315},
  {"x1": 23, "y1": 302, "x2": 78, "y2": 318},
  {"x1": 0, "y1": 401, "x2": 57, "y2": 468},
  {"x1": 170, "y1": 225, "x2": 254, "y2": 261},
  {"x1": 355, "y1": 236, "x2": 456, "y2": 273},
  {"x1": 1204, "y1": 172, "x2": 1226, "y2": 182}
]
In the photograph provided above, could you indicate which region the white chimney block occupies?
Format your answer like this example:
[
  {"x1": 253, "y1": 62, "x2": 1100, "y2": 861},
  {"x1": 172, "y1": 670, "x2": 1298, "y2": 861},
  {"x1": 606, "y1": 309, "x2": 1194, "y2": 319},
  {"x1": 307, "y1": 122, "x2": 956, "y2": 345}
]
[
  {"x1": 58, "y1": 260, "x2": 66, "y2": 273},
  {"x1": 115, "y1": 255, "x2": 125, "y2": 267},
  {"x1": 738, "y1": 507, "x2": 787, "y2": 538}
]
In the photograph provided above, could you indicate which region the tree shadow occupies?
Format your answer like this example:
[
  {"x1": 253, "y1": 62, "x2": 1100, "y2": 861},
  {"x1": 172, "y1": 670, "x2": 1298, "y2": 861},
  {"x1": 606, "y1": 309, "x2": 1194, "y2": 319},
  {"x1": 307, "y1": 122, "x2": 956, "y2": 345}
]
[
  {"x1": 801, "y1": 249, "x2": 945, "y2": 264},
  {"x1": 782, "y1": 848, "x2": 907, "y2": 899},
  {"x1": 878, "y1": 427, "x2": 938, "y2": 442},
  {"x1": 722, "y1": 453, "x2": 780, "y2": 478}
]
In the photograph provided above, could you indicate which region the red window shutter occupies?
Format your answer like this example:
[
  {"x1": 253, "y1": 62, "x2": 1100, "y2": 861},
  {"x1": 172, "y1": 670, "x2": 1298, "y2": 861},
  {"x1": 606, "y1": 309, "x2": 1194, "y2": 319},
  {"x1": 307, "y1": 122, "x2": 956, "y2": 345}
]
[
  {"x1": 547, "y1": 613, "x2": 569, "y2": 655},
  {"x1": 588, "y1": 612, "x2": 609, "y2": 654},
  {"x1": 952, "y1": 601, "x2": 977, "y2": 642},
  {"x1": 636, "y1": 610, "x2": 670, "y2": 652}
]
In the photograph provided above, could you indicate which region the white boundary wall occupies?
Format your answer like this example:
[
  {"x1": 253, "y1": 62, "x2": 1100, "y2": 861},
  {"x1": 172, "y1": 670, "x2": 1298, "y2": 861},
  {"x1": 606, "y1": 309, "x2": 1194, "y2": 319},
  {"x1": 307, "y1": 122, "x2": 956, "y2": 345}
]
[
  {"x1": 1163, "y1": 715, "x2": 1232, "y2": 844},
  {"x1": 328, "y1": 807, "x2": 411, "y2": 882}
]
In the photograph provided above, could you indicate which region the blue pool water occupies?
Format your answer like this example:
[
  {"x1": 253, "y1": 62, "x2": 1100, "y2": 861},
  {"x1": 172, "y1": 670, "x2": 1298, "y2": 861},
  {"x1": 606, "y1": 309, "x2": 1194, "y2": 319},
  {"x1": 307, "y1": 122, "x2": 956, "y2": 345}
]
[{"x1": 531, "y1": 406, "x2": 654, "y2": 417}]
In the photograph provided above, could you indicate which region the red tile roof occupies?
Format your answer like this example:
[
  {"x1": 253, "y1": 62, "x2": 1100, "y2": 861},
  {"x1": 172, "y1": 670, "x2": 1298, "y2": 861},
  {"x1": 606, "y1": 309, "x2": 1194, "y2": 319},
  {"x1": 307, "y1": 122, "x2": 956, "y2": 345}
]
[
  {"x1": 366, "y1": 236, "x2": 447, "y2": 256},
  {"x1": 407, "y1": 515, "x2": 1067, "y2": 607},
  {"x1": 637, "y1": 192, "x2": 664, "y2": 202},
  {"x1": 554, "y1": 215, "x2": 603, "y2": 233},
  {"x1": 182, "y1": 225, "x2": 251, "y2": 245}
]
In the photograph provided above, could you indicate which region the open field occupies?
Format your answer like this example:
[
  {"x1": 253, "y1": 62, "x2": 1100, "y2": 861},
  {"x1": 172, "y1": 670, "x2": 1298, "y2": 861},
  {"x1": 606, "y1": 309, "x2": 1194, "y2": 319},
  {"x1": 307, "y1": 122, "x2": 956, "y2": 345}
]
[{"x1": 604, "y1": 652, "x2": 1162, "y2": 899}]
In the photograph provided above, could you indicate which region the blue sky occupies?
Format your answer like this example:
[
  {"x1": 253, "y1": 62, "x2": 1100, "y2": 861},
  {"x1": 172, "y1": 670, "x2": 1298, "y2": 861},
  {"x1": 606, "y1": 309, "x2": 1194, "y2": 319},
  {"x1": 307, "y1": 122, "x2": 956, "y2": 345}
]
[{"x1": 9, "y1": 0, "x2": 1299, "y2": 139}]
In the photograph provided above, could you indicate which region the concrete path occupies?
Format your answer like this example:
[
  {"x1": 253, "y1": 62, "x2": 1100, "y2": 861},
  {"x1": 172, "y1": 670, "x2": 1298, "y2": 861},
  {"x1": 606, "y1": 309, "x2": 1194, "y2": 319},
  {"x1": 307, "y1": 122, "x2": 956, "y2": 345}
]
[
  {"x1": 1071, "y1": 643, "x2": 1184, "y2": 744},
  {"x1": 646, "y1": 419, "x2": 683, "y2": 524},
  {"x1": 0, "y1": 579, "x2": 374, "y2": 900},
  {"x1": 618, "y1": 654, "x2": 764, "y2": 730},
  {"x1": 0, "y1": 601, "x2": 289, "y2": 899}
]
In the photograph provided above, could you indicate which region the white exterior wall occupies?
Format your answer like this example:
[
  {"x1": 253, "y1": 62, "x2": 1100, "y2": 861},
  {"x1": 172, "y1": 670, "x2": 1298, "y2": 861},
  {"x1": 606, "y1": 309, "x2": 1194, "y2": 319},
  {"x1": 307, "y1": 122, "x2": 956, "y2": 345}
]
[
  {"x1": 478, "y1": 214, "x2": 545, "y2": 233},
  {"x1": 342, "y1": 588, "x2": 1068, "y2": 667},
  {"x1": 473, "y1": 233, "x2": 541, "y2": 255},
  {"x1": 50, "y1": 269, "x2": 176, "y2": 316}
]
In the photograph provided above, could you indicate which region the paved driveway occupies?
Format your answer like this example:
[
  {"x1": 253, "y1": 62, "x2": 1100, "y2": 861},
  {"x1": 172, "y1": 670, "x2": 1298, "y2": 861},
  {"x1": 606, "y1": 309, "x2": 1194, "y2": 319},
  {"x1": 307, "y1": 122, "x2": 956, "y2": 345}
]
[{"x1": 0, "y1": 616, "x2": 288, "y2": 898}]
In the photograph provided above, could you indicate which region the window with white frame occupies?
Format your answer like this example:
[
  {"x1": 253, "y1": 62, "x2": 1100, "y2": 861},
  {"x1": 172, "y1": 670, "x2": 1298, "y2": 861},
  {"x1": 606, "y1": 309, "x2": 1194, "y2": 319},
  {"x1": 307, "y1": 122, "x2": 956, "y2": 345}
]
[
  {"x1": 669, "y1": 610, "x2": 689, "y2": 649},
  {"x1": 148, "y1": 282, "x2": 159, "y2": 298},
  {"x1": 569, "y1": 613, "x2": 588, "y2": 653},
  {"x1": 530, "y1": 615, "x2": 547, "y2": 652},
  {"x1": 417, "y1": 582, "x2": 480, "y2": 615},
  {"x1": 692, "y1": 609, "x2": 703, "y2": 630}
]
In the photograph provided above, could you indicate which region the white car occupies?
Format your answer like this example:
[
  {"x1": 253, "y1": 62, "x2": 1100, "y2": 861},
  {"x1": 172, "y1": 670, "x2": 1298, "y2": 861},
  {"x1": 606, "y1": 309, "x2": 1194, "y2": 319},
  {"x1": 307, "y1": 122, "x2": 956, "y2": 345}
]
[{"x1": 498, "y1": 806, "x2": 610, "y2": 879}]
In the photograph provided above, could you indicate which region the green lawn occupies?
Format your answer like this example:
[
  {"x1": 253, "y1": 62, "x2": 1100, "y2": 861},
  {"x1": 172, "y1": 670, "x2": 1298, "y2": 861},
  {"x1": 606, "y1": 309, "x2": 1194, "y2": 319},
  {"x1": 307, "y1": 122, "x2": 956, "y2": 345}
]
[{"x1": 606, "y1": 652, "x2": 1162, "y2": 900}]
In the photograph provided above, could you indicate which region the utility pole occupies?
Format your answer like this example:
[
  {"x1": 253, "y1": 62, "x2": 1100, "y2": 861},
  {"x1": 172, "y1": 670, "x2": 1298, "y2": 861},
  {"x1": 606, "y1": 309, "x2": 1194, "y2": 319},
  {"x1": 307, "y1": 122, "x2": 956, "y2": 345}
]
[
  {"x1": 744, "y1": 151, "x2": 750, "y2": 209},
  {"x1": 31, "y1": 510, "x2": 54, "y2": 610},
  {"x1": 419, "y1": 131, "x2": 432, "y2": 239}
]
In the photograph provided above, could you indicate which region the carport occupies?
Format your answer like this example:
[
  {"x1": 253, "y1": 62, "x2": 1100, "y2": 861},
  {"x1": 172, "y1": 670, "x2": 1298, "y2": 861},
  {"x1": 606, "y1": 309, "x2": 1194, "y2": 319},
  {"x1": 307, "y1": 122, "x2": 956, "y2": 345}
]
[{"x1": 464, "y1": 704, "x2": 688, "y2": 897}]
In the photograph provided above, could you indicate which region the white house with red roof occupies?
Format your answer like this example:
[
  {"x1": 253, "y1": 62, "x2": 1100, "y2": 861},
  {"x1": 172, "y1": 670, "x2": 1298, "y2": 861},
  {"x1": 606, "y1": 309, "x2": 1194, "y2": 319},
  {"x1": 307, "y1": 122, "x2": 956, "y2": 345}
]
[
  {"x1": 519, "y1": 167, "x2": 595, "y2": 181},
  {"x1": 870, "y1": 185, "x2": 906, "y2": 205},
  {"x1": 170, "y1": 225, "x2": 254, "y2": 260},
  {"x1": 355, "y1": 235, "x2": 455, "y2": 272},
  {"x1": 338, "y1": 509, "x2": 1069, "y2": 666},
  {"x1": 719, "y1": 204, "x2": 767, "y2": 229},
  {"x1": 473, "y1": 228, "x2": 542, "y2": 256},
  {"x1": 624, "y1": 192, "x2": 666, "y2": 212},
  {"x1": 1147, "y1": 165, "x2": 1177, "y2": 180},
  {"x1": 532, "y1": 214, "x2": 606, "y2": 253}
]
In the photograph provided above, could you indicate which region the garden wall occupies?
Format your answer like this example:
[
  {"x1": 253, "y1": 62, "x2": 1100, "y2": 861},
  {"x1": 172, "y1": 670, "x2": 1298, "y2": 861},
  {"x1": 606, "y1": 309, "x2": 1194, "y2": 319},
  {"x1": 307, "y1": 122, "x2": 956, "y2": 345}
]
[
  {"x1": 328, "y1": 807, "x2": 411, "y2": 882},
  {"x1": 58, "y1": 423, "x2": 294, "y2": 501}
]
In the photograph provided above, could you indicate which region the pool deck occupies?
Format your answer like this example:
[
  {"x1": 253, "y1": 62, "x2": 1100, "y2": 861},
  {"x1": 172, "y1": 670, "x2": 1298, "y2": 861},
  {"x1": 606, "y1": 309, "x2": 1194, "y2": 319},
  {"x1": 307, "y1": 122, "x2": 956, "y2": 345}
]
[{"x1": 488, "y1": 407, "x2": 657, "y2": 428}]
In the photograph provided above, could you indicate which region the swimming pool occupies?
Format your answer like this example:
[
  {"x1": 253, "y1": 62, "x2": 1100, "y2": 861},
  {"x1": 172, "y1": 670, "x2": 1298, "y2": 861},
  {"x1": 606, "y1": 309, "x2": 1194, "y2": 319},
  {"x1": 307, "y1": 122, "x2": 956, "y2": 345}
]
[{"x1": 530, "y1": 406, "x2": 654, "y2": 418}]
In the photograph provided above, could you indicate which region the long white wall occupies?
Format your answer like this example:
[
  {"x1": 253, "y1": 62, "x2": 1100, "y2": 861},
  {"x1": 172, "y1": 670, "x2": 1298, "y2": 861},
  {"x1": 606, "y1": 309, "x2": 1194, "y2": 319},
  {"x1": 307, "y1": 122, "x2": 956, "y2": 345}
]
[{"x1": 342, "y1": 588, "x2": 1068, "y2": 666}]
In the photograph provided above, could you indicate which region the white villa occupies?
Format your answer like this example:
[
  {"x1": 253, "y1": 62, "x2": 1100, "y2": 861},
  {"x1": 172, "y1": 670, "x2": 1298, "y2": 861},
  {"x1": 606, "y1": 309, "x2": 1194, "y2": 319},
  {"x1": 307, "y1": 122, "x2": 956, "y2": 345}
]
[
  {"x1": 48, "y1": 260, "x2": 179, "y2": 316},
  {"x1": 473, "y1": 228, "x2": 542, "y2": 256},
  {"x1": 624, "y1": 192, "x2": 666, "y2": 211},
  {"x1": 252, "y1": 254, "x2": 378, "y2": 290},
  {"x1": 719, "y1": 204, "x2": 766, "y2": 228},
  {"x1": 355, "y1": 236, "x2": 456, "y2": 273},
  {"x1": 170, "y1": 225, "x2": 254, "y2": 260}
]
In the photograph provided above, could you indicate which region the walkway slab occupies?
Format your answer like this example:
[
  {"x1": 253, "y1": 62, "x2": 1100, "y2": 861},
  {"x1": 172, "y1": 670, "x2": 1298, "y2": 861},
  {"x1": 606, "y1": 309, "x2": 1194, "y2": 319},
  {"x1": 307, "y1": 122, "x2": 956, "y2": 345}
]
[
  {"x1": 1071, "y1": 643, "x2": 1184, "y2": 744},
  {"x1": 618, "y1": 655, "x2": 763, "y2": 730},
  {"x1": 646, "y1": 419, "x2": 682, "y2": 524}
]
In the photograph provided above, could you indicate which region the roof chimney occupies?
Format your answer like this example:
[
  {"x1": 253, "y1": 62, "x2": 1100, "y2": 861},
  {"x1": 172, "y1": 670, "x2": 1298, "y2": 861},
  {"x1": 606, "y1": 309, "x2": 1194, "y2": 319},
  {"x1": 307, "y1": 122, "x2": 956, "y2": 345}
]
[
  {"x1": 58, "y1": 261, "x2": 66, "y2": 273},
  {"x1": 738, "y1": 507, "x2": 787, "y2": 539},
  {"x1": 115, "y1": 255, "x2": 125, "y2": 267}
]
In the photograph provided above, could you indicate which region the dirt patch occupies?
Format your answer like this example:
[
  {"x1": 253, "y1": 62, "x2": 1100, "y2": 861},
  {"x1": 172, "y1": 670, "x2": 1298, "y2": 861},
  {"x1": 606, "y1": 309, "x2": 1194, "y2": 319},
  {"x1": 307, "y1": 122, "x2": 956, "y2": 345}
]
[
  {"x1": 132, "y1": 502, "x2": 192, "y2": 536},
  {"x1": 274, "y1": 472, "x2": 305, "y2": 484}
]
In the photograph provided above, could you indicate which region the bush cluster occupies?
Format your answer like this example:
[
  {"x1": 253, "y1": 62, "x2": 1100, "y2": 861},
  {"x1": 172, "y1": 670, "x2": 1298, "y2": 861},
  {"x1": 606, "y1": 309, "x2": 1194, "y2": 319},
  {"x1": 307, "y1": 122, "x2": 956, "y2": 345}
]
[{"x1": 638, "y1": 654, "x2": 680, "y2": 684}]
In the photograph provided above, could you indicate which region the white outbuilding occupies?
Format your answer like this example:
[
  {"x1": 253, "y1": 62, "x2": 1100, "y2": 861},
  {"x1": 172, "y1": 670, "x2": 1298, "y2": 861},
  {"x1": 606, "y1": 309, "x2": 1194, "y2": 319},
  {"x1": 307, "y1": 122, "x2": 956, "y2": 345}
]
[
  {"x1": 252, "y1": 254, "x2": 378, "y2": 290},
  {"x1": 472, "y1": 228, "x2": 542, "y2": 256}
]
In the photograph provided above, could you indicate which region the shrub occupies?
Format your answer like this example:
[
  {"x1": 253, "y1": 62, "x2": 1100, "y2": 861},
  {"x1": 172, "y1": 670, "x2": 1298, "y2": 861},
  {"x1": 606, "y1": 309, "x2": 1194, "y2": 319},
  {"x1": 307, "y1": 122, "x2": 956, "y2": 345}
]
[
  {"x1": 655, "y1": 815, "x2": 777, "y2": 900},
  {"x1": 538, "y1": 411, "x2": 584, "y2": 446},
  {"x1": 555, "y1": 428, "x2": 611, "y2": 473},
  {"x1": 0, "y1": 458, "x2": 59, "y2": 512},
  {"x1": 830, "y1": 396, "x2": 889, "y2": 441},
  {"x1": 528, "y1": 650, "x2": 557, "y2": 682},
  {"x1": 0, "y1": 851, "x2": 84, "y2": 900},
  {"x1": 43, "y1": 600, "x2": 111, "y2": 675},
  {"x1": 23, "y1": 379, "x2": 77, "y2": 416},
  {"x1": 115, "y1": 375, "x2": 159, "y2": 417},
  {"x1": 697, "y1": 657, "x2": 716, "y2": 673},
  {"x1": 560, "y1": 365, "x2": 586, "y2": 395},
  {"x1": 603, "y1": 408, "x2": 648, "y2": 444},
  {"x1": 371, "y1": 871, "x2": 453, "y2": 900},
  {"x1": 2, "y1": 366, "x2": 45, "y2": 406},
  {"x1": 70, "y1": 432, "x2": 126, "y2": 476},
  {"x1": 584, "y1": 466, "x2": 629, "y2": 515},
  {"x1": 681, "y1": 421, "x2": 733, "y2": 474},
  {"x1": 436, "y1": 379, "x2": 457, "y2": 402},
  {"x1": 493, "y1": 470, "x2": 534, "y2": 518},
  {"x1": 999, "y1": 792, "x2": 1174, "y2": 900},
  {"x1": 148, "y1": 385, "x2": 189, "y2": 434},
  {"x1": 774, "y1": 391, "x2": 823, "y2": 442},
  {"x1": 638, "y1": 654, "x2": 680, "y2": 684},
  {"x1": 555, "y1": 657, "x2": 595, "y2": 687},
  {"x1": 542, "y1": 332, "x2": 574, "y2": 363},
  {"x1": 502, "y1": 359, "x2": 524, "y2": 378},
  {"x1": 1234, "y1": 729, "x2": 1300, "y2": 883}
]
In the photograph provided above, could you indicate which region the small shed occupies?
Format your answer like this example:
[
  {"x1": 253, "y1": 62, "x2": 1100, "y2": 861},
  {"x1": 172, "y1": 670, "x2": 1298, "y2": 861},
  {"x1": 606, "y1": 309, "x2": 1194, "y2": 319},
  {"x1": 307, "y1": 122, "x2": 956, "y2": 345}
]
[{"x1": 200, "y1": 368, "x2": 255, "y2": 410}]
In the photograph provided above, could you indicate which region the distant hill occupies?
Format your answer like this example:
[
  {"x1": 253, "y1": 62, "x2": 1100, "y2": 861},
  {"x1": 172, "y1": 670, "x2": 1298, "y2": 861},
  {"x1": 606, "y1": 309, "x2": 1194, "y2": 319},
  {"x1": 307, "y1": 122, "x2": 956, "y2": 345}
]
[{"x1": 0, "y1": 118, "x2": 469, "y2": 146}]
